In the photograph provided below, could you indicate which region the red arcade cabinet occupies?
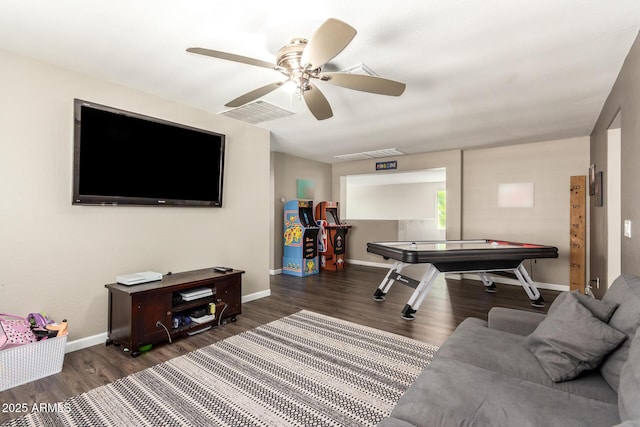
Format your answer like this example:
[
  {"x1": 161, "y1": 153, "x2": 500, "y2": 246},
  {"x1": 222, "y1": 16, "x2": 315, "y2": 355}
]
[{"x1": 315, "y1": 201, "x2": 352, "y2": 270}]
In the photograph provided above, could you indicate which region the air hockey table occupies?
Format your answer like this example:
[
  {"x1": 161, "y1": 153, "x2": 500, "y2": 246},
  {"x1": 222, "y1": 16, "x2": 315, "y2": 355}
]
[{"x1": 367, "y1": 239, "x2": 558, "y2": 320}]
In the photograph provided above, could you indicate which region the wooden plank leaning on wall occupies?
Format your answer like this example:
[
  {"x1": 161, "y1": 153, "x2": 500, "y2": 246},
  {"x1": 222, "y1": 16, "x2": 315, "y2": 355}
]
[{"x1": 570, "y1": 175, "x2": 586, "y2": 293}]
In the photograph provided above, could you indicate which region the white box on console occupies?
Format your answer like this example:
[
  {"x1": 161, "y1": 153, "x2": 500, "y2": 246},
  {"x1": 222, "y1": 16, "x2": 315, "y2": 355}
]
[{"x1": 116, "y1": 271, "x2": 163, "y2": 286}]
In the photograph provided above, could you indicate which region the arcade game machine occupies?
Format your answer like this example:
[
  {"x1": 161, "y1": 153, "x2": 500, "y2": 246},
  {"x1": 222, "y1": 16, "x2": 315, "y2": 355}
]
[
  {"x1": 315, "y1": 201, "x2": 352, "y2": 270},
  {"x1": 283, "y1": 200, "x2": 320, "y2": 276}
]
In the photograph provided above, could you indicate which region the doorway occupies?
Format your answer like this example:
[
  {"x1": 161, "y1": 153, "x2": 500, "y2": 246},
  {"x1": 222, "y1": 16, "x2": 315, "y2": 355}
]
[{"x1": 607, "y1": 111, "x2": 621, "y2": 288}]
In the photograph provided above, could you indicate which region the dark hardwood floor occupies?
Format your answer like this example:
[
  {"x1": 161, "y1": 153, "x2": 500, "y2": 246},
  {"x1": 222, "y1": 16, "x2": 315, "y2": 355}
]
[{"x1": 0, "y1": 264, "x2": 559, "y2": 423}]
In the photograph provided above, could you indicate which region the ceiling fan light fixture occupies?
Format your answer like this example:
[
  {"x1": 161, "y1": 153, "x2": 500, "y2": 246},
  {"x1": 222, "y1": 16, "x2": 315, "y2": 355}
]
[{"x1": 281, "y1": 79, "x2": 298, "y2": 94}]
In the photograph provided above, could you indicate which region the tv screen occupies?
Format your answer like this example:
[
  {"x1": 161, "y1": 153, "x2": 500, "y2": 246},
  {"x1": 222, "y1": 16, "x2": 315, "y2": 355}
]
[{"x1": 73, "y1": 99, "x2": 225, "y2": 207}]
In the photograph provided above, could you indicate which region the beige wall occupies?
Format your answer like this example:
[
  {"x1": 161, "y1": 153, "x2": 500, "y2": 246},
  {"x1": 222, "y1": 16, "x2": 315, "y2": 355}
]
[
  {"x1": 0, "y1": 50, "x2": 271, "y2": 341},
  {"x1": 463, "y1": 137, "x2": 590, "y2": 285},
  {"x1": 590, "y1": 31, "x2": 640, "y2": 296},
  {"x1": 271, "y1": 152, "x2": 332, "y2": 271},
  {"x1": 346, "y1": 220, "x2": 399, "y2": 264}
]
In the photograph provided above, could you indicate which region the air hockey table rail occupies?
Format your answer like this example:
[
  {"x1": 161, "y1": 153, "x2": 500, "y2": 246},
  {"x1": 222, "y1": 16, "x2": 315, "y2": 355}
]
[{"x1": 367, "y1": 239, "x2": 558, "y2": 320}]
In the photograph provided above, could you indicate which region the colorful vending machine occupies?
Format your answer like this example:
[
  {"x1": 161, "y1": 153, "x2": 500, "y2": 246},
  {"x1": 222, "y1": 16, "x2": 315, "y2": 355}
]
[
  {"x1": 283, "y1": 200, "x2": 320, "y2": 276},
  {"x1": 315, "y1": 201, "x2": 352, "y2": 270}
]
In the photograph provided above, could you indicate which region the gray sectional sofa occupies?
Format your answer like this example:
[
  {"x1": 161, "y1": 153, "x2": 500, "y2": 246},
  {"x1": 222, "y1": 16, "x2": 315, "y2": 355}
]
[{"x1": 379, "y1": 274, "x2": 640, "y2": 427}]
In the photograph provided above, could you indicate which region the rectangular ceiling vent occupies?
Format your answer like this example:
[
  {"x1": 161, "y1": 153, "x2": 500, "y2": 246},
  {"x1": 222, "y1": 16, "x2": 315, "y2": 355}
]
[
  {"x1": 219, "y1": 100, "x2": 294, "y2": 124},
  {"x1": 340, "y1": 63, "x2": 378, "y2": 76},
  {"x1": 334, "y1": 148, "x2": 404, "y2": 161}
]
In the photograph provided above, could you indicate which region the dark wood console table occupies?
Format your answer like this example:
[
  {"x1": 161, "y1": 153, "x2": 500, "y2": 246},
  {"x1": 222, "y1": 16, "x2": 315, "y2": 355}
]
[{"x1": 105, "y1": 267, "x2": 243, "y2": 356}]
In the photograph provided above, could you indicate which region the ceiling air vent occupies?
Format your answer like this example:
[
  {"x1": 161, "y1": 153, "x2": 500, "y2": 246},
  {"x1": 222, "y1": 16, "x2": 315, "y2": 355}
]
[
  {"x1": 334, "y1": 148, "x2": 404, "y2": 161},
  {"x1": 340, "y1": 63, "x2": 378, "y2": 76},
  {"x1": 219, "y1": 100, "x2": 294, "y2": 124}
]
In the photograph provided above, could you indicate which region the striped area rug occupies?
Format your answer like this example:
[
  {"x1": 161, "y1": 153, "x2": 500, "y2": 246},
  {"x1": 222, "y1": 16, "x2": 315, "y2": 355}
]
[{"x1": 3, "y1": 310, "x2": 437, "y2": 427}]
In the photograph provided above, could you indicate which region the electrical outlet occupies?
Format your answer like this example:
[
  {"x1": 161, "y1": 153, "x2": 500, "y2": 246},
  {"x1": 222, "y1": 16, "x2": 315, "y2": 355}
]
[{"x1": 624, "y1": 220, "x2": 632, "y2": 238}]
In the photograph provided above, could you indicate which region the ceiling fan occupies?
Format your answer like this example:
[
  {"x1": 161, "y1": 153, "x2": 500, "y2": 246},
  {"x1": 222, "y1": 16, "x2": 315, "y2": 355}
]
[{"x1": 186, "y1": 18, "x2": 406, "y2": 120}]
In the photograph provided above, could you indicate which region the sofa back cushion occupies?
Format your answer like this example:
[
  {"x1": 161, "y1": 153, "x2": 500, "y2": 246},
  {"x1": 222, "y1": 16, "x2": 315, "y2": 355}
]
[
  {"x1": 601, "y1": 274, "x2": 640, "y2": 391},
  {"x1": 618, "y1": 328, "x2": 640, "y2": 421}
]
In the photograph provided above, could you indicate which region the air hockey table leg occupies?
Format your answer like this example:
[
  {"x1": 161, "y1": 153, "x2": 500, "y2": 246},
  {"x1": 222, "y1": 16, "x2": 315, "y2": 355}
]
[
  {"x1": 478, "y1": 272, "x2": 497, "y2": 293},
  {"x1": 373, "y1": 261, "x2": 404, "y2": 301},
  {"x1": 401, "y1": 265, "x2": 440, "y2": 321},
  {"x1": 514, "y1": 263, "x2": 545, "y2": 307}
]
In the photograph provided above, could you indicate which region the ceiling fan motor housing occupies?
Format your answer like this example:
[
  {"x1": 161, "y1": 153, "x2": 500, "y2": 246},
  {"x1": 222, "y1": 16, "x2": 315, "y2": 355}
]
[
  {"x1": 277, "y1": 38, "x2": 321, "y2": 91},
  {"x1": 276, "y1": 38, "x2": 307, "y2": 70}
]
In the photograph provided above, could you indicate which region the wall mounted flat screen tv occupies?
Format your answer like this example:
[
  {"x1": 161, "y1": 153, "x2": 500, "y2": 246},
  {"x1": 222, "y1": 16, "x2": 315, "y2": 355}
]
[{"x1": 73, "y1": 99, "x2": 225, "y2": 207}]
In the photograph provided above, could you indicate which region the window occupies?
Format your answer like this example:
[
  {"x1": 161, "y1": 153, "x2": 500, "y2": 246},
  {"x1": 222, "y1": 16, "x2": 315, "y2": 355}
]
[{"x1": 437, "y1": 190, "x2": 446, "y2": 230}]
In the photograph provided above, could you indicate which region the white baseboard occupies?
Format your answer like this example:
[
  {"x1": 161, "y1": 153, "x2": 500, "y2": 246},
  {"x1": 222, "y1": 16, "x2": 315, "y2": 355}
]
[
  {"x1": 461, "y1": 273, "x2": 568, "y2": 292},
  {"x1": 242, "y1": 289, "x2": 271, "y2": 303},
  {"x1": 270, "y1": 268, "x2": 282, "y2": 275},
  {"x1": 67, "y1": 289, "x2": 272, "y2": 354},
  {"x1": 66, "y1": 332, "x2": 108, "y2": 354},
  {"x1": 347, "y1": 259, "x2": 393, "y2": 269}
]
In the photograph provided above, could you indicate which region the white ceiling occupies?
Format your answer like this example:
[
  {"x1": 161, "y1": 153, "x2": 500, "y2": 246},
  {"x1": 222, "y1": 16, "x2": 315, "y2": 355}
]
[{"x1": 1, "y1": 1, "x2": 639, "y2": 164}]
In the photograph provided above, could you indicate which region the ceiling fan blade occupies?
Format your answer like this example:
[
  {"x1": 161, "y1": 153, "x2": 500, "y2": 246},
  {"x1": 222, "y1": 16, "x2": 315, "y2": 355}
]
[
  {"x1": 303, "y1": 84, "x2": 333, "y2": 120},
  {"x1": 301, "y1": 18, "x2": 357, "y2": 69},
  {"x1": 321, "y1": 72, "x2": 406, "y2": 96},
  {"x1": 225, "y1": 81, "x2": 284, "y2": 108},
  {"x1": 186, "y1": 47, "x2": 277, "y2": 70}
]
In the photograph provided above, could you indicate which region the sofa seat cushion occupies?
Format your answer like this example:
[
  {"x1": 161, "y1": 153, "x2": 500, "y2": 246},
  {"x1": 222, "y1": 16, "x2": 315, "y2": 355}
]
[
  {"x1": 436, "y1": 317, "x2": 617, "y2": 403},
  {"x1": 380, "y1": 356, "x2": 621, "y2": 427}
]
